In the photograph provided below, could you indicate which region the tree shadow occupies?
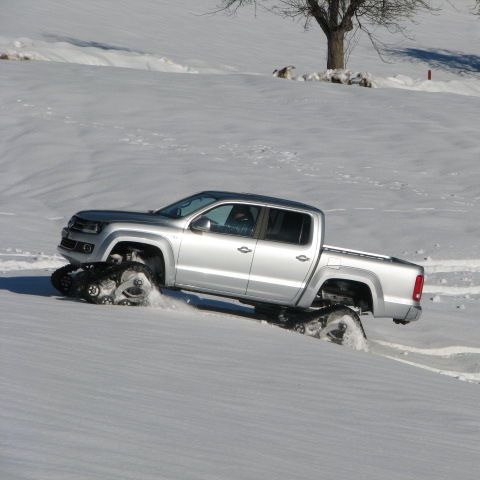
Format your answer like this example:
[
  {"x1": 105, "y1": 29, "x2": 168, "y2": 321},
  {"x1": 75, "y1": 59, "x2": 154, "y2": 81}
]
[
  {"x1": 387, "y1": 47, "x2": 480, "y2": 75},
  {"x1": 43, "y1": 34, "x2": 147, "y2": 54}
]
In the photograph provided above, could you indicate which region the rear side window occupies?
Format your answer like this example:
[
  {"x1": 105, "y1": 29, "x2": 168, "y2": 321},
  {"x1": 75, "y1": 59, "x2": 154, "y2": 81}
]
[{"x1": 265, "y1": 209, "x2": 311, "y2": 245}]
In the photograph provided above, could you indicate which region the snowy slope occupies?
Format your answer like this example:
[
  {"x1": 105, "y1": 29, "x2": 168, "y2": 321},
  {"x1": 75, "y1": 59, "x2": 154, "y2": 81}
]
[
  {"x1": 1, "y1": 1, "x2": 480, "y2": 479},
  {"x1": 2, "y1": 290, "x2": 480, "y2": 480},
  {"x1": 1, "y1": 0, "x2": 479, "y2": 80}
]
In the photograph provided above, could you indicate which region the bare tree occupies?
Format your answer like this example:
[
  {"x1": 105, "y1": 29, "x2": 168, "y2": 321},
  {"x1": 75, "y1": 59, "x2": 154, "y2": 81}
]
[{"x1": 219, "y1": 1, "x2": 436, "y2": 69}]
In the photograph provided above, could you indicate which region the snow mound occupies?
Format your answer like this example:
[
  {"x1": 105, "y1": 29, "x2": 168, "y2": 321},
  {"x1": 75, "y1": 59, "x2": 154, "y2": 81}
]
[
  {"x1": 372, "y1": 74, "x2": 480, "y2": 97},
  {"x1": 300, "y1": 69, "x2": 372, "y2": 88},
  {"x1": 0, "y1": 253, "x2": 66, "y2": 272},
  {"x1": 147, "y1": 288, "x2": 195, "y2": 312},
  {"x1": 273, "y1": 66, "x2": 372, "y2": 87},
  {"x1": 273, "y1": 66, "x2": 480, "y2": 97},
  {"x1": 0, "y1": 36, "x2": 198, "y2": 73}
]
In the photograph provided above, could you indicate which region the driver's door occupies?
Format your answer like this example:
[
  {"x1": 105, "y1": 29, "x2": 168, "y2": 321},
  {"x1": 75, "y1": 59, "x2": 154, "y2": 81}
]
[{"x1": 175, "y1": 204, "x2": 260, "y2": 295}]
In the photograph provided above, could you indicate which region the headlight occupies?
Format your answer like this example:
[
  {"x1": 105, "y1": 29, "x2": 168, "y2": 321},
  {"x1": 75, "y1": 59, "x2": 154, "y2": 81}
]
[
  {"x1": 78, "y1": 221, "x2": 105, "y2": 234},
  {"x1": 69, "y1": 216, "x2": 106, "y2": 234}
]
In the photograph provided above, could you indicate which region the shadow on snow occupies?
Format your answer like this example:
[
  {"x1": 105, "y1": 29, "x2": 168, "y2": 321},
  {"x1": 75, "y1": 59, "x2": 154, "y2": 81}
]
[
  {"x1": 387, "y1": 47, "x2": 480, "y2": 75},
  {"x1": 0, "y1": 275, "x2": 55, "y2": 297},
  {"x1": 43, "y1": 34, "x2": 147, "y2": 55},
  {"x1": 0, "y1": 274, "x2": 258, "y2": 319}
]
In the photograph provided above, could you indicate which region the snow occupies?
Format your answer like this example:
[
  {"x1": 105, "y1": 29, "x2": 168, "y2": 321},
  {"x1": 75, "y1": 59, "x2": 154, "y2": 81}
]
[
  {"x1": 0, "y1": 36, "x2": 202, "y2": 73},
  {"x1": 1, "y1": 0, "x2": 480, "y2": 479},
  {"x1": 3, "y1": 294, "x2": 479, "y2": 480},
  {"x1": 372, "y1": 74, "x2": 480, "y2": 97},
  {"x1": 0, "y1": 253, "x2": 66, "y2": 272}
]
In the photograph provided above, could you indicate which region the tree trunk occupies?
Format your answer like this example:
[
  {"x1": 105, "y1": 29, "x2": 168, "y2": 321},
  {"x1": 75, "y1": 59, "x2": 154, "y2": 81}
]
[{"x1": 327, "y1": 30, "x2": 345, "y2": 70}]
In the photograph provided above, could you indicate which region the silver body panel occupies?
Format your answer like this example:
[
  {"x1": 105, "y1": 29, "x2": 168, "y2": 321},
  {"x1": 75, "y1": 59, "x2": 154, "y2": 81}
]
[
  {"x1": 175, "y1": 228, "x2": 257, "y2": 295},
  {"x1": 58, "y1": 191, "x2": 423, "y2": 321},
  {"x1": 245, "y1": 210, "x2": 322, "y2": 303}
]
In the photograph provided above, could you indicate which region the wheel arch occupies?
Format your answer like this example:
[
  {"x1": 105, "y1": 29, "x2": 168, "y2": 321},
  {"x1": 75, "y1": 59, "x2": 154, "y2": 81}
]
[
  {"x1": 298, "y1": 267, "x2": 385, "y2": 315},
  {"x1": 98, "y1": 231, "x2": 175, "y2": 286},
  {"x1": 319, "y1": 278, "x2": 374, "y2": 312}
]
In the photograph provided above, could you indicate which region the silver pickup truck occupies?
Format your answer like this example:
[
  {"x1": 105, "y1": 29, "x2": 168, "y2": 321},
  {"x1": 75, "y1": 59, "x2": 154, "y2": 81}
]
[{"x1": 55, "y1": 191, "x2": 424, "y2": 326}]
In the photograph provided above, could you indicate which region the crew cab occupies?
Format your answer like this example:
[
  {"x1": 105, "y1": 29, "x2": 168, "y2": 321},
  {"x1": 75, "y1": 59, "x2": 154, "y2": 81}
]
[{"x1": 57, "y1": 191, "x2": 424, "y2": 323}]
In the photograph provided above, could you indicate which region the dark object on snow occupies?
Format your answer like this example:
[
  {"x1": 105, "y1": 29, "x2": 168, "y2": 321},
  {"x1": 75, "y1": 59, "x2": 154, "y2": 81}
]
[
  {"x1": 0, "y1": 52, "x2": 33, "y2": 61},
  {"x1": 273, "y1": 65, "x2": 296, "y2": 79},
  {"x1": 51, "y1": 261, "x2": 156, "y2": 306},
  {"x1": 302, "y1": 69, "x2": 372, "y2": 88},
  {"x1": 258, "y1": 304, "x2": 367, "y2": 346}
]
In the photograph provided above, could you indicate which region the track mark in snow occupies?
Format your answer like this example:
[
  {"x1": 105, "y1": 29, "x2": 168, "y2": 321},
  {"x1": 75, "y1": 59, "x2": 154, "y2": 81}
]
[
  {"x1": 424, "y1": 285, "x2": 480, "y2": 296},
  {"x1": 421, "y1": 259, "x2": 480, "y2": 273},
  {"x1": 12, "y1": 100, "x2": 192, "y2": 157},
  {"x1": 0, "y1": 212, "x2": 15, "y2": 216},
  {"x1": 382, "y1": 355, "x2": 480, "y2": 384},
  {"x1": 373, "y1": 340, "x2": 480, "y2": 357},
  {"x1": 327, "y1": 207, "x2": 469, "y2": 215},
  {"x1": 370, "y1": 340, "x2": 480, "y2": 384},
  {"x1": 419, "y1": 259, "x2": 480, "y2": 298}
]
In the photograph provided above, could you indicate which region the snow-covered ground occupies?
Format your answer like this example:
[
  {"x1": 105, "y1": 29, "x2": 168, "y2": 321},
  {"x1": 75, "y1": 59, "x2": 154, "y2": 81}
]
[{"x1": 1, "y1": 1, "x2": 480, "y2": 479}]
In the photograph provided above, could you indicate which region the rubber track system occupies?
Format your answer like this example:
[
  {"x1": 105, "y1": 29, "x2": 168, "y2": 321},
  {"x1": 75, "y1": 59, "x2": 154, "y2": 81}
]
[
  {"x1": 281, "y1": 304, "x2": 367, "y2": 345},
  {"x1": 51, "y1": 261, "x2": 156, "y2": 306}
]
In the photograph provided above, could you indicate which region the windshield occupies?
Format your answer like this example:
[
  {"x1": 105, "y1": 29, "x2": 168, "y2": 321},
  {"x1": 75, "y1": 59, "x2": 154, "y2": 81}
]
[{"x1": 155, "y1": 193, "x2": 218, "y2": 219}]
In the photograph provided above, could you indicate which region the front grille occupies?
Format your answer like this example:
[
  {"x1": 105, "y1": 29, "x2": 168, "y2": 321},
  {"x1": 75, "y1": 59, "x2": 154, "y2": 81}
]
[
  {"x1": 60, "y1": 237, "x2": 94, "y2": 254},
  {"x1": 61, "y1": 237, "x2": 76, "y2": 250}
]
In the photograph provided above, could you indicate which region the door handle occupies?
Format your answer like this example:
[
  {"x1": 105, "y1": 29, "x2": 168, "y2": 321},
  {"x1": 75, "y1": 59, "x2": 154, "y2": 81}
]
[
  {"x1": 296, "y1": 255, "x2": 310, "y2": 262},
  {"x1": 238, "y1": 246, "x2": 252, "y2": 253}
]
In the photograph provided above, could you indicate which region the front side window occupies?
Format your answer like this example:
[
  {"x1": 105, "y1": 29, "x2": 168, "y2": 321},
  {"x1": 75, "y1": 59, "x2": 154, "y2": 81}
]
[
  {"x1": 155, "y1": 193, "x2": 218, "y2": 219},
  {"x1": 200, "y1": 204, "x2": 260, "y2": 238},
  {"x1": 265, "y1": 209, "x2": 311, "y2": 245}
]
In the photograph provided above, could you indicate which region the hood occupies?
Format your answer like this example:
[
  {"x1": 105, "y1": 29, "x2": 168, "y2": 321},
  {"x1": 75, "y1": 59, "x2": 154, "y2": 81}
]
[{"x1": 75, "y1": 210, "x2": 170, "y2": 225}]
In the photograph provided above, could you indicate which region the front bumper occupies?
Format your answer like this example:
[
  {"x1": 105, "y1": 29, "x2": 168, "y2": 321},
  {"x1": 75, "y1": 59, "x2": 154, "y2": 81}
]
[{"x1": 57, "y1": 228, "x2": 98, "y2": 264}]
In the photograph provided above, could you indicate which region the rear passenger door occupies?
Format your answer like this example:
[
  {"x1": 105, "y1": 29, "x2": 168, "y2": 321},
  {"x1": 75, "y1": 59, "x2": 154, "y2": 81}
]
[{"x1": 246, "y1": 208, "x2": 318, "y2": 303}]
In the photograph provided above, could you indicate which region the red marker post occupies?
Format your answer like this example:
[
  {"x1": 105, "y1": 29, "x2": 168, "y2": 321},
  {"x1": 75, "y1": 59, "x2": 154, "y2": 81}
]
[{"x1": 427, "y1": 69, "x2": 432, "y2": 80}]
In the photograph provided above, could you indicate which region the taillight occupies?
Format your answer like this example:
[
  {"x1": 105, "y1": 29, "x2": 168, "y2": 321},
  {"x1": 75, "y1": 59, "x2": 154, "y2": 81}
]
[{"x1": 413, "y1": 275, "x2": 424, "y2": 301}]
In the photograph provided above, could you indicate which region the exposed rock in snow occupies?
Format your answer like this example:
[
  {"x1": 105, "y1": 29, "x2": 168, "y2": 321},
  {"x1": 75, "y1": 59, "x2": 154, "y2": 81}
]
[{"x1": 273, "y1": 66, "x2": 373, "y2": 87}]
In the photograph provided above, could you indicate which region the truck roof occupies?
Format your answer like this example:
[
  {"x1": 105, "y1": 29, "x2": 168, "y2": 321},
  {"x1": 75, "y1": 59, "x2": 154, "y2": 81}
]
[{"x1": 200, "y1": 191, "x2": 322, "y2": 214}]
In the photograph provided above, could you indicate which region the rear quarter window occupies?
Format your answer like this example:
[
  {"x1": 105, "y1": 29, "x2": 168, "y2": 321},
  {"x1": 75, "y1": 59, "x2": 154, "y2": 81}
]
[{"x1": 265, "y1": 209, "x2": 311, "y2": 245}]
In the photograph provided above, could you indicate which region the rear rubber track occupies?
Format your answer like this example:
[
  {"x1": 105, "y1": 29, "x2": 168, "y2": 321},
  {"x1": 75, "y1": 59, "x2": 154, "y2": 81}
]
[{"x1": 280, "y1": 304, "x2": 367, "y2": 345}]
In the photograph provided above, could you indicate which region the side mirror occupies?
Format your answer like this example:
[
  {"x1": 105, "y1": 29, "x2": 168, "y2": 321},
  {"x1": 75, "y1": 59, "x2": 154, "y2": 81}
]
[{"x1": 190, "y1": 216, "x2": 211, "y2": 233}]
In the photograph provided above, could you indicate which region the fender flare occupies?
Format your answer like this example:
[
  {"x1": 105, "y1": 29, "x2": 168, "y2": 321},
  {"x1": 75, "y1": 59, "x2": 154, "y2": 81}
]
[
  {"x1": 97, "y1": 231, "x2": 176, "y2": 286},
  {"x1": 298, "y1": 266, "x2": 385, "y2": 315}
]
